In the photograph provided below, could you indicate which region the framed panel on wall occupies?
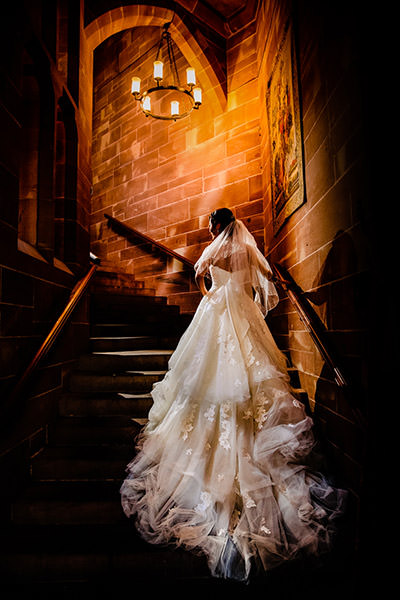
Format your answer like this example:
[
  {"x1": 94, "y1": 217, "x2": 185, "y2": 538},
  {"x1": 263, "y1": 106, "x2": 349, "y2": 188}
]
[{"x1": 266, "y1": 21, "x2": 305, "y2": 234}]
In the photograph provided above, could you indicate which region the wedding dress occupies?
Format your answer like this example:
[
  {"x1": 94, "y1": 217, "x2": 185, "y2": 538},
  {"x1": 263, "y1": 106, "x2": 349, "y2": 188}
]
[{"x1": 120, "y1": 220, "x2": 346, "y2": 582}]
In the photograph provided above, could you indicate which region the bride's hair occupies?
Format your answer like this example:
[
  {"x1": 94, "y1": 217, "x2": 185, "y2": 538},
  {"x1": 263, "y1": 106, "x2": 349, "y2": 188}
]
[{"x1": 209, "y1": 208, "x2": 235, "y2": 231}]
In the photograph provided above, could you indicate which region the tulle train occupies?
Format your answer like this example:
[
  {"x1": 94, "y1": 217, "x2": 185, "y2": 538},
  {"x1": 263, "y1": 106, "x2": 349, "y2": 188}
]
[{"x1": 120, "y1": 267, "x2": 346, "y2": 581}]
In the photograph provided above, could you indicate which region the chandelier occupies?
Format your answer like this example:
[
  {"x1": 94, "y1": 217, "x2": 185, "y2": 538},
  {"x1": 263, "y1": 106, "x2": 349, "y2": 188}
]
[{"x1": 130, "y1": 22, "x2": 202, "y2": 121}]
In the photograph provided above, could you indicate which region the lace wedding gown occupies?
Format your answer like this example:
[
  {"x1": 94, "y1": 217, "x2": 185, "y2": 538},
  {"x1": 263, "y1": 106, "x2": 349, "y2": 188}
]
[{"x1": 120, "y1": 264, "x2": 346, "y2": 581}]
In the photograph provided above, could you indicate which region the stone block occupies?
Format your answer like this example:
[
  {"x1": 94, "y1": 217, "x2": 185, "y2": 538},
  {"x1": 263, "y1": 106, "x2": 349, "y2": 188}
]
[
  {"x1": 125, "y1": 198, "x2": 157, "y2": 219},
  {"x1": 226, "y1": 127, "x2": 260, "y2": 157},
  {"x1": 0, "y1": 165, "x2": 18, "y2": 227},
  {"x1": 186, "y1": 228, "x2": 210, "y2": 246},
  {"x1": 0, "y1": 305, "x2": 35, "y2": 337},
  {"x1": 0, "y1": 337, "x2": 39, "y2": 378},
  {"x1": 166, "y1": 218, "x2": 199, "y2": 238},
  {"x1": 228, "y1": 57, "x2": 258, "y2": 92},
  {"x1": 147, "y1": 200, "x2": 189, "y2": 231},
  {"x1": 113, "y1": 163, "x2": 132, "y2": 187},
  {"x1": 147, "y1": 160, "x2": 178, "y2": 190},
  {"x1": 236, "y1": 199, "x2": 263, "y2": 219},
  {"x1": 158, "y1": 135, "x2": 187, "y2": 165},
  {"x1": 131, "y1": 150, "x2": 158, "y2": 178},
  {"x1": 1, "y1": 269, "x2": 34, "y2": 306}
]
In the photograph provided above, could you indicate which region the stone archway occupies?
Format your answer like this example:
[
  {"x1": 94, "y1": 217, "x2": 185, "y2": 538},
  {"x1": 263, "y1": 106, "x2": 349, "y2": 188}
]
[
  {"x1": 81, "y1": 4, "x2": 226, "y2": 130},
  {"x1": 78, "y1": 4, "x2": 228, "y2": 237}
]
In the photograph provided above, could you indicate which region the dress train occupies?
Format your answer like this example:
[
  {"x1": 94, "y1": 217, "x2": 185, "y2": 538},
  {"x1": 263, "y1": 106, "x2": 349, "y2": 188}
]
[{"x1": 120, "y1": 266, "x2": 346, "y2": 581}]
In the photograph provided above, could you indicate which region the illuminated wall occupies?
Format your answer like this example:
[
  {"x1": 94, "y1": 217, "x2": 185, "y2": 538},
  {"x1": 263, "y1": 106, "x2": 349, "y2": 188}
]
[{"x1": 90, "y1": 18, "x2": 266, "y2": 313}]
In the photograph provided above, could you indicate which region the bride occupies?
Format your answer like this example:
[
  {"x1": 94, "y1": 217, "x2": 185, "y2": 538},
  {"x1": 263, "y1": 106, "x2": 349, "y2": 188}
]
[{"x1": 120, "y1": 208, "x2": 346, "y2": 582}]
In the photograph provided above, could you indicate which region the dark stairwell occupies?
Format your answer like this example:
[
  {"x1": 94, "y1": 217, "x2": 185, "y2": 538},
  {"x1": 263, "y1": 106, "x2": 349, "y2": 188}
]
[{"x1": 0, "y1": 266, "x2": 353, "y2": 598}]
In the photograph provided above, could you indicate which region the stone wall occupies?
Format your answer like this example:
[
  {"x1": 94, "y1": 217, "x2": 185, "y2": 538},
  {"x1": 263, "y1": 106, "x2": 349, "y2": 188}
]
[
  {"x1": 0, "y1": 2, "x2": 90, "y2": 496},
  {"x1": 90, "y1": 21, "x2": 265, "y2": 314},
  {"x1": 257, "y1": 0, "x2": 371, "y2": 528}
]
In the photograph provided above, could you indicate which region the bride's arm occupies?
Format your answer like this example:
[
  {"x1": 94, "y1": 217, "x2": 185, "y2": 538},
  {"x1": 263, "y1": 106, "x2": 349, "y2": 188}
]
[{"x1": 195, "y1": 273, "x2": 208, "y2": 296}]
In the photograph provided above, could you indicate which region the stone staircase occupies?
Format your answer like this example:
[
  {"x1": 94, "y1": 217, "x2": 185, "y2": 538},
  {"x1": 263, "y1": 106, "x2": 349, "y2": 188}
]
[{"x1": 0, "y1": 267, "x2": 327, "y2": 598}]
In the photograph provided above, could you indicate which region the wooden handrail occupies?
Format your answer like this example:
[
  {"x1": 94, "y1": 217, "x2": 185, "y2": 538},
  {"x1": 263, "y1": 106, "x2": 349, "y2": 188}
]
[
  {"x1": 272, "y1": 262, "x2": 348, "y2": 387},
  {"x1": 272, "y1": 262, "x2": 366, "y2": 429},
  {"x1": 6, "y1": 256, "x2": 100, "y2": 405},
  {"x1": 104, "y1": 213, "x2": 195, "y2": 270}
]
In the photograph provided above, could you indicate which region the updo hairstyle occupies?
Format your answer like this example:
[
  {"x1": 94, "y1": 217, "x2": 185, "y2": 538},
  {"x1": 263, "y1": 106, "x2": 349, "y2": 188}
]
[{"x1": 209, "y1": 208, "x2": 235, "y2": 231}]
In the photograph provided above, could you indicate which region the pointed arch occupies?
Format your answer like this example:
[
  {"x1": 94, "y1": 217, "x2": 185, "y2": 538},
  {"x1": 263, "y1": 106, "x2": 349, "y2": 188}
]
[{"x1": 83, "y1": 5, "x2": 226, "y2": 115}]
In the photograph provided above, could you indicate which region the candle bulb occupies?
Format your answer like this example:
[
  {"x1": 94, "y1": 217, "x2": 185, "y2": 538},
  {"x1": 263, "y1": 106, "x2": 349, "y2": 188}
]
[
  {"x1": 142, "y1": 96, "x2": 151, "y2": 112},
  {"x1": 131, "y1": 77, "x2": 141, "y2": 95},
  {"x1": 171, "y1": 100, "x2": 179, "y2": 117},
  {"x1": 186, "y1": 67, "x2": 196, "y2": 86},
  {"x1": 153, "y1": 60, "x2": 163, "y2": 81},
  {"x1": 193, "y1": 87, "x2": 202, "y2": 105}
]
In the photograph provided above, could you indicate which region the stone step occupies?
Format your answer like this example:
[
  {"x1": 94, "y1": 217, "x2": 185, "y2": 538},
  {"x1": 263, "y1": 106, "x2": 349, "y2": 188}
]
[
  {"x1": 11, "y1": 482, "x2": 126, "y2": 525},
  {"x1": 30, "y1": 446, "x2": 133, "y2": 482},
  {"x1": 90, "y1": 334, "x2": 179, "y2": 352},
  {"x1": 59, "y1": 392, "x2": 153, "y2": 417},
  {"x1": 0, "y1": 522, "x2": 145, "y2": 553},
  {"x1": 292, "y1": 388, "x2": 309, "y2": 404},
  {"x1": 92, "y1": 283, "x2": 156, "y2": 296},
  {"x1": 0, "y1": 520, "x2": 209, "y2": 584},
  {"x1": 92, "y1": 276, "x2": 146, "y2": 291},
  {"x1": 90, "y1": 295, "x2": 169, "y2": 318},
  {"x1": 68, "y1": 370, "x2": 166, "y2": 394},
  {"x1": 48, "y1": 416, "x2": 141, "y2": 447},
  {"x1": 91, "y1": 310, "x2": 178, "y2": 327},
  {"x1": 92, "y1": 269, "x2": 144, "y2": 287},
  {"x1": 0, "y1": 552, "x2": 209, "y2": 588},
  {"x1": 91, "y1": 322, "x2": 188, "y2": 337},
  {"x1": 77, "y1": 350, "x2": 173, "y2": 373},
  {"x1": 92, "y1": 261, "x2": 135, "y2": 275},
  {"x1": 287, "y1": 366, "x2": 301, "y2": 388},
  {"x1": 91, "y1": 291, "x2": 167, "y2": 306}
]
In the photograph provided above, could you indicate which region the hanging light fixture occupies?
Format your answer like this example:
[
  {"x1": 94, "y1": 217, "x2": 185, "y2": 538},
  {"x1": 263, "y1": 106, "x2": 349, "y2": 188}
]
[{"x1": 130, "y1": 22, "x2": 202, "y2": 121}]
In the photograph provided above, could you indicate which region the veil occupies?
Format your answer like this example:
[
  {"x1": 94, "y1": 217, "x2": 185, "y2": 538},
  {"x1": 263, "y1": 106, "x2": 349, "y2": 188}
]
[{"x1": 194, "y1": 219, "x2": 279, "y2": 316}]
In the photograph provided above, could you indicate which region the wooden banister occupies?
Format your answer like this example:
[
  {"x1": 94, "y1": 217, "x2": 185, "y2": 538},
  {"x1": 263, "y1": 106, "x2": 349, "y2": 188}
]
[
  {"x1": 6, "y1": 256, "x2": 100, "y2": 405},
  {"x1": 272, "y1": 262, "x2": 366, "y2": 429},
  {"x1": 104, "y1": 213, "x2": 195, "y2": 269},
  {"x1": 272, "y1": 262, "x2": 348, "y2": 387}
]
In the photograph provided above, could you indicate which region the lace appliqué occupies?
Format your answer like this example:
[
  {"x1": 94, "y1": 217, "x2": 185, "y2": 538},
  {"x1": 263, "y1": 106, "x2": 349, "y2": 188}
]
[
  {"x1": 195, "y1": 491, "x2": 212, "y2": 516},
  {"x1": 242, "y1": 409, "x2": 252, "y2": 421},
  {"x1": 219, "y1": 403, "x2": 232, "y2": 450},
  {"x1": 243, "y1": 492, "x2": 256, "y2": 509},
  {"x1": 217, "y1": 329, "x2": 237, "y2": 366},
  {"x1": 260, "y1": 517, "x2": 271, "y2": 535},
  {"x1": 181, "y1": 404, "x2": 198, "y2": 440},
  {"x1": 254, "y1": 390, "x2": 270, "y2": 430},
  {"x1": 204, "y1": 404, "x2": 216, "y2": 422}
]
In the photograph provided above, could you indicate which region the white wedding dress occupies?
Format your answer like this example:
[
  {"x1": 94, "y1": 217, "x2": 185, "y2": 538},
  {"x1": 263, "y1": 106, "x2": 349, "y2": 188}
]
[{"x1": 120, "y1": 257, "x2": 346, "y2": 581}]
